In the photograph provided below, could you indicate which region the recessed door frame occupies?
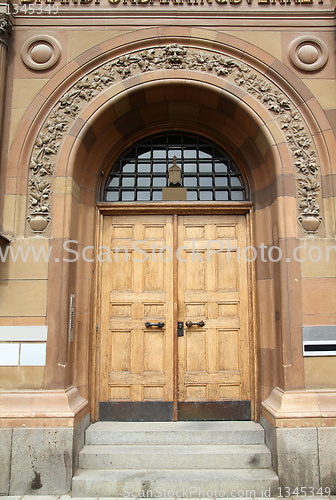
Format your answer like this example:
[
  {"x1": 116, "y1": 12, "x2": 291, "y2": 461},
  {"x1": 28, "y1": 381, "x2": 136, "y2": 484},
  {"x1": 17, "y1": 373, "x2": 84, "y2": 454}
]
[{"x1": 91, "y1": 201, "x2": 258, "y2": 422}]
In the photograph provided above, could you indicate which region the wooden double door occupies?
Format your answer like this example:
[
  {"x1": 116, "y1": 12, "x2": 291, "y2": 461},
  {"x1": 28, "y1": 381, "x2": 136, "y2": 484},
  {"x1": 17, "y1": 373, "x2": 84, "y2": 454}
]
[{"x1": 98, "y1": 214, "x2": 252, "y2": 421}]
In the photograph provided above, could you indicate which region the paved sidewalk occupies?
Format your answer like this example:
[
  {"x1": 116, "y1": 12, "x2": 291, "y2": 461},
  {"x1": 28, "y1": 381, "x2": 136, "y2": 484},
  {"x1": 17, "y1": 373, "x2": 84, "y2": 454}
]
[{"x1": 1, "y1": 496, "x2": 335, "y2": 500}]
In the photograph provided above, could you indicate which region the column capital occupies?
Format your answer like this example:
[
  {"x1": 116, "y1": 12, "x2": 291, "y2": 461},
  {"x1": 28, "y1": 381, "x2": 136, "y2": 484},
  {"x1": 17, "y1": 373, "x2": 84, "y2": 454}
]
[{"x1": 0, "y1": 14, "x2": 12, "y2": 48}]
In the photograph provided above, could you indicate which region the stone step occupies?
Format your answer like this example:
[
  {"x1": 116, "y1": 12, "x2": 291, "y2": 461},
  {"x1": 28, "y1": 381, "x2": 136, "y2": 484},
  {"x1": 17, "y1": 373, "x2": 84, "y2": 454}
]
[
  {"x1": 79, "y1": 444, "x2": 272, "y2": 470},
  {"x1": 85, "y1": 421, "x2": 265, "y2": 445},
  {"x1": 72, "y1": 468, "x2": 279, "y2": 498}
]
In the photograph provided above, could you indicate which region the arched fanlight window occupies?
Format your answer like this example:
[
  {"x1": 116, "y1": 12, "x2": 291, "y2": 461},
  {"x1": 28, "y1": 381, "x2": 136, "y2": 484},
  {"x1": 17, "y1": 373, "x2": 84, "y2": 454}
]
[{"x1": 101, "y1": 132, "x2": 249, "y2": 202}]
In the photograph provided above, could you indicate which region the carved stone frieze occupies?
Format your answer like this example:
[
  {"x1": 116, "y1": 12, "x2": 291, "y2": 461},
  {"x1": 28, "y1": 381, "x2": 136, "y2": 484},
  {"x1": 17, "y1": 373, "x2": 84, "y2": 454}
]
[{"x1": 26, "y1": 44, "x2": 322, "y2": 234}]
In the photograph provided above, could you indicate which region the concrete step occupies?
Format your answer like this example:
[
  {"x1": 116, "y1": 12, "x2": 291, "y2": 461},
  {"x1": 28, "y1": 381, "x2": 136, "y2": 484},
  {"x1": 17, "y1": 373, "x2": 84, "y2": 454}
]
[
  {"x1": 85, "y1": 421, "x2": 265, "y2": 445},
  {"x1": 72, "y1": 468, "x2": 279, "y2": 498},
  {"x1": 73, "y1": 422, "x2": 279, "y2": 498},
  {"x1": 79, "y1": 444, "x2": 272, "y2": 470}
]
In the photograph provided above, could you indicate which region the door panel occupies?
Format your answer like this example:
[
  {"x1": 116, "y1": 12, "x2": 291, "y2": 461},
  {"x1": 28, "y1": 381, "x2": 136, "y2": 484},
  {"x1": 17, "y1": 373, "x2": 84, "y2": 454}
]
[
  {"x1": 99, "y1": 214, "x2": 251, "y2": 420},
  {"x1": 177, "y1": 215, "x2": 251, "y2": 406},
  {"x1": 99, "y1": 215, "x2": 174, "y2": 409}
]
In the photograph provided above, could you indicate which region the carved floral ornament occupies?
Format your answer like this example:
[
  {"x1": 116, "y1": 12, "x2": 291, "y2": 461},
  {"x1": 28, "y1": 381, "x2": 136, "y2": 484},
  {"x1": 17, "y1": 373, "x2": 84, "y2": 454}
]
[
  {"x1": 0, "y1": 15, "x2": 13, "y2": 46},
  {"x1": 26, "y1": 44, "x2": 322, "y2": 234}
]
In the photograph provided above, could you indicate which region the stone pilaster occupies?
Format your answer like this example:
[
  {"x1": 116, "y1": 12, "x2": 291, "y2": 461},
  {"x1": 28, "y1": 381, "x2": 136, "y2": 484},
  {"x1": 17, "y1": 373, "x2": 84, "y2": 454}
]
[{"x1": 0, "y1": 13, "x2": 12, "y2": 145}]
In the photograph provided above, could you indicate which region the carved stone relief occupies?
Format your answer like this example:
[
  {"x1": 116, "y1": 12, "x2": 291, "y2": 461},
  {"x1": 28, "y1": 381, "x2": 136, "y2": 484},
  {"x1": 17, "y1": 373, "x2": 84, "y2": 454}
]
[
  {"x1": 0, "y1": 15, "x2": 12, "y2": 47},
  {"x1": 26, "y1": 44, "x2": 322, "y2": 234}
]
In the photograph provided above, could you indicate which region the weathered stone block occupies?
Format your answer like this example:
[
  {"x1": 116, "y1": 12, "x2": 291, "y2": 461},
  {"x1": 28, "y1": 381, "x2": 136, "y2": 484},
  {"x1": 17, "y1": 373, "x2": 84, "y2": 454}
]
[
  {"x1": 9, "y1": 427, "x2": 74, "y2": 495},
  {"x1": 318, "y1": 427, "x2": 336, "y2": 494},
  {"x1": 0, "y1": 429, "x2": 12, "y2": 494},
  {"x1": 260, "y1": 416, "x2": 278, "y2": 472},
  {"x1": 73, "y1": 412, "x2": 90, "y2": 473},
  {"x1": 277, "y1": 427, "x2": 319, "y2": 489}
]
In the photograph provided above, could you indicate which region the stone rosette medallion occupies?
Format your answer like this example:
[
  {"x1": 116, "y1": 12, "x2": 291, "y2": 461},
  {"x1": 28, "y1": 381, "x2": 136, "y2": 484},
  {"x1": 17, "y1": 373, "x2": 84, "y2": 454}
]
[
  {"x1": 26, "y1": 43, "x2": 323, "y2": 235},
  {"x1": 21, "y1": 35, "x2": 61, "y2": 71},
  {"x1": 289, "y1": 36, "x2": 328, "y2": 73}
]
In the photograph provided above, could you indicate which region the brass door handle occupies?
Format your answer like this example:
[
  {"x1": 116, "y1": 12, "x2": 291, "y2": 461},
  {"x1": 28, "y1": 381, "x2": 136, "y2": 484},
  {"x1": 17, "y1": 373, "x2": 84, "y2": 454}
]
[
  {"x1": 186, "y1": 320, "x2": 205, "y2": 327},
  {"x1": 145, "y1": 321, "x2": 165, "y2": 328}
]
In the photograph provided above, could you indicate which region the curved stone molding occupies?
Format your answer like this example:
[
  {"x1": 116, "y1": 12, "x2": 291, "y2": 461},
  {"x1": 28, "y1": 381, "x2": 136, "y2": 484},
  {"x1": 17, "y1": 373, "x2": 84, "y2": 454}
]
[
  {"x1": 0, "y1": 15, "x2": 12, "y2": 48},
  {"x1": 21, "y1": 35, "x2": 61, "y2": 71},
  {"x1": 289, "y1": 37, "x2": 328, "y2": 73},
  {"x1": 26, "y1": 44, "x2": 322, "y2": 234}
]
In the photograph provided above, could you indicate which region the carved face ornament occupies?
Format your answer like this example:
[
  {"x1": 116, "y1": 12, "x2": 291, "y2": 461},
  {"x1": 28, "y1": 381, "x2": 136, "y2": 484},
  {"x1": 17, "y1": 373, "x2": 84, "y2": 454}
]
[{"x1": 165, "y1": 44, "x2": 187, "y2": 68}]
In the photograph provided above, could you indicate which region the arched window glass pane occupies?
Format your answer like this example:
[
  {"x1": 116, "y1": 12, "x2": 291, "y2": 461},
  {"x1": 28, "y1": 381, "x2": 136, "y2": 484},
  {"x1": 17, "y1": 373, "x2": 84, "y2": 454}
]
[{"x1": 102, "y1": 132, "x2": 248, "y2": 202}]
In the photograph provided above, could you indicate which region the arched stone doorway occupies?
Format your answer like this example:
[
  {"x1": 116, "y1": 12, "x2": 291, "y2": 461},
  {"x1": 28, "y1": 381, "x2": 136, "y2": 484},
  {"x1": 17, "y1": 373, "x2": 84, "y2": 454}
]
[
  {"x1": 45, "y1": 69, "x2": 301, "y2": 424},
  {"x1": 46, "y1": 69, "x2": 301, "y2": 423},
  {"x1": 5, "y1": 28, "x2": 331, "y2": 427}
]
